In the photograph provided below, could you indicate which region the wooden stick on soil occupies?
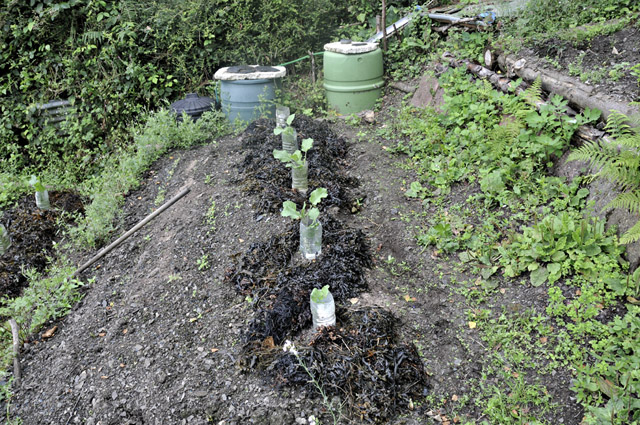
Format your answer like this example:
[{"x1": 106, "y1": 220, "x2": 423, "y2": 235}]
[
  {"x1": 9, "y1": 318, "x2": 21, "y2": 386},
  {"x1": 73, "y1": 187, "x2": 191, "y2": 277}
]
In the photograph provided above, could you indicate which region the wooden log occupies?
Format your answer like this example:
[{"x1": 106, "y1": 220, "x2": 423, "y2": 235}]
[
  {"x1": 497, "y1": 53, "x2": 639, "y2": 126},
  {"x1": 442, "y1": 52, "x2": 531, "y2": 96},
  {"x1": 442, "y1": 52, "x2": 613, "y2": 146},
  {"x1": 389, "y1": 81, "x2": 417, "y2": 93}
]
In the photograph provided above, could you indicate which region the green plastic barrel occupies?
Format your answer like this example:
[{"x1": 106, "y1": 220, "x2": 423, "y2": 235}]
[
  {"x1": 215, "y1": 65, "x2": 286, "y2": 124},
  {"x1": 323, "y1": 41, "x2": 384, "y2": 114}
]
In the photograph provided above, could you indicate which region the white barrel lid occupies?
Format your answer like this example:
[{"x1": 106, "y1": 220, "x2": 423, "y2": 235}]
[
  {"x1": 214, "y1": 65, "x2": 286, "y2": 81},
  {"x1": 324, "y1": 40, "x2": 379, "y2": 54}
]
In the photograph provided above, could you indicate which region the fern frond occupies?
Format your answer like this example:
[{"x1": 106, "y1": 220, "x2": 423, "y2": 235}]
[
  {"x1": 567, "y1": 140, "x2": 621, "y2": 170},
  {"x1": 523, "y1": 77, "x2": 543, "y2": 106},
  {"x1": 615, "y1": 129, "x2": 640, "y2": 150},
  {"x1": 568, "y1": 140, "x2": 640, "y2": 189},
  {"x1": 620, "y1": 217, "x2": 640, "y2": 244},
  {"x1": 604, "y1": 110, "x2": 632, "y2": 138},
  {"x1": 81, "y1": 31, "x2": 104, "y2": 44},
  {"x1": 608, "y1": 190, "x2": 640, "y2": 215}
]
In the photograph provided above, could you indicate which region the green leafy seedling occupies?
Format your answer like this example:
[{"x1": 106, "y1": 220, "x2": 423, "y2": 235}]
[
  {"x1": 273, "y1": 113, "x2": 296, "y2": 135},
  {"x1": 29, "y1": 175, "x2": 46, "y2": 192},
  {"x1": 273, "y1": 137, "x2": 313, "y2": 168},
  {"x1": 281, "y1": 187, "x2": 328, "y2": 226},
  {"x1": 311, "y1": 285, "x2": 330, "y2": 303}
]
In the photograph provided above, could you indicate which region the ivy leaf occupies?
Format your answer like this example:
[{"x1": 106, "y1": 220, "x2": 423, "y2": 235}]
[
  {"x1": 273, "y1": 127, "x2": 284, "y2": 135},
  {"x1": 281, "y1": 201, "x2": 300, "y2": 220},
  {"x1": 309, "y1": 187, "x2": 328, "y2": 206},
  {"x1": 530, "y1": 266, "x2": 549, "y2": 287}
]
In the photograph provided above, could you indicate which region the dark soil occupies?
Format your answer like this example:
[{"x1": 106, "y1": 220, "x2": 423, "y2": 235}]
[
  {"x1": 7, "y1": 24, "x2": 638, "y2": 425},
  {"x1": 0, "y1": 192, "x2": 84, "y2": 298},
  {"x1": 531, "y1": 24, "x2": 640, "y2": 104}
]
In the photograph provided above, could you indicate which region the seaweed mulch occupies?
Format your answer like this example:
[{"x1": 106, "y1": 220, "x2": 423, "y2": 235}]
[
  {"x1": 0, "y1": 192, "x2": 84, "y2": 299},
  {"x1": 224, "y1": 117, "x2": 430, "y2": 423}
]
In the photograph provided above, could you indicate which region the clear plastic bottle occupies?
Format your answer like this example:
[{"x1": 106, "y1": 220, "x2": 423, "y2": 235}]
[
  {"x1": 0, "y1": 223, "x2": 10, "y2": 255},
  {"x1": 35, "y1": 190, "x2": 51, "y2": 210},
  {"x1": 310, "y1": 290, "x2": 335, "y2": 330},
  {"x1": 275, "y1": 105, "x2": 290, "y2": 128},
  {"x1": 291, "y1": 162, "x2": 308, "y2": 193},
  {"x1": 281, "y1": 127, "x2": 298, "y2": 154},
  {"x1": 300, "y1": 217, "x2": 322, "y2": 260}
]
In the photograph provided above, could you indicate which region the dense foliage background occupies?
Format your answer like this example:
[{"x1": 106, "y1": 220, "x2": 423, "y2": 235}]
[{"x1": 0, "y1": 0, "x2": 413, "y2": 176}]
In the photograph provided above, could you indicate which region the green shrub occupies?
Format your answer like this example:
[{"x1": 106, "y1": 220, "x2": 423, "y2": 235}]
[{"x1": 0, "y1": 0, "x2": 355, "y2": 174}]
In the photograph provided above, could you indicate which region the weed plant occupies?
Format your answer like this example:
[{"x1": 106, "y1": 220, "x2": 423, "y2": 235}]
[{"x1": 385, "y1": 61, "x2": 638, "y2": 423}]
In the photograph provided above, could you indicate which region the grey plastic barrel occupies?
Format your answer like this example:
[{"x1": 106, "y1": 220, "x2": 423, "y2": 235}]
[
  {"x1": 214, "y1": 65, "x2": 286, "y2": 125},
  {"x1": 220, "y1": 79, "x2": 276, "y2": 124}
]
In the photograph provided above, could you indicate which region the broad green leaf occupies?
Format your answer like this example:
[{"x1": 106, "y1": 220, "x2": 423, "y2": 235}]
[
  {"x1": 286, "y1": 114, "x2": 295, "y2": 126},
  {"x1": 481, "y1": 266, "x2": 498, "y2": 280},
  {"x1": 281, "y1": 201, "x2": 301, "y2": 220},
  {"x1": 405, "y1": 181, "x2": 423, "y2": 198},
  {"x1": 530, "y1": 266, "x2": 549, "y2": 287},
  {"x1": 29, "y1": 175, "x2": 45, "y2": 192},
  {"x1": 584, "y1": 244, "x2": 602, "y2": 256},
  {"x1": 480, "y1": 170, "x2": 505, "y2": 193},
  {"x1": 309, "y1": 187, "x2": 328, "y2": 205},
  {"x1": 273, "y1": 149, "x2": 291, "y2": 162},
  {"x1": 274, "y1": 127, "x2": 284, "y2": 135},
  {"x1": 547, "y1": 263, "x2": 562, "y2": 284},
  {"x1": 307, "y1": 207, "x2": 320, "y2": 223},
  {"x1": 301, "y1": 138, "x2": 313, "y2": 153},
  {"x1": 551, "y1": 251, "x2": 566, "y2": 262}
]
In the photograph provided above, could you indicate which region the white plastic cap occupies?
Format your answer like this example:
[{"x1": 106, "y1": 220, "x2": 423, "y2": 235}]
[{"x1": 324, "y1": 40, "x2": 379, "y2": 54}]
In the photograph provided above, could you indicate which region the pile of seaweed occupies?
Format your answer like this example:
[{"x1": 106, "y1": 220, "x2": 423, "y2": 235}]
[
  {"x1": 226, "y1": 116, "x2": 430, "y2": 422},
  {"x1": 237, "y1": 116, "x2": 359, "y2": 214},
  {"x1": 226, "y1": 215, "x2": 371, "y2": 345},
  {"x1": 0, "y1": 192, "x2": 84, "y2": 298},
  {"x1": 275, "y1": 308, "x2": 430, "y2": 424}
]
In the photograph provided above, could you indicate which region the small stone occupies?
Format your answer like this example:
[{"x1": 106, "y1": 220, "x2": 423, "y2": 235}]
[
  {"x1": 295, "y1": 418, "x2": 307, "y2": 425},
  {"x1": 221, "y1": 394, "x2": 227, "y2": 401}
]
